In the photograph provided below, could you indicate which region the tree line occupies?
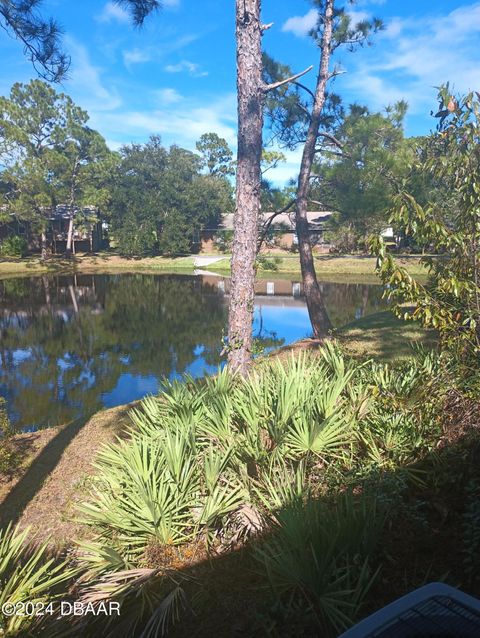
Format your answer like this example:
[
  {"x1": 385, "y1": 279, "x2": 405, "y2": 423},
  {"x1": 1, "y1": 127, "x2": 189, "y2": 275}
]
[
  {"x1": 0, "y1": 0, "x2": 467, "y2": 375},
  {"x1": 0, "y1": 79, "x2": 234, "y2": 257}
]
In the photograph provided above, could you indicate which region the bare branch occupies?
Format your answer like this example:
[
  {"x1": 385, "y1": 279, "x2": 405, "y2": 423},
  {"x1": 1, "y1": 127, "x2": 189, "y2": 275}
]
[
  {"x1": 257, "y1": 199, "x2": 296, "y2": 252},
  {"x1": 329, "y1": 68, "x2": 346, "y2": 80},
  {"x1": 265, "y1": 66, "x2": 313, "y2": 92},
  {"x1": 317, "y1": 132, "x2": 344, "y2": 149},
  {"x1": 309, "y1": 199, "x2": 345, "y2": 215},
  {"x1": 293, "y1": 81, "x2": 315, "y2": 100}
]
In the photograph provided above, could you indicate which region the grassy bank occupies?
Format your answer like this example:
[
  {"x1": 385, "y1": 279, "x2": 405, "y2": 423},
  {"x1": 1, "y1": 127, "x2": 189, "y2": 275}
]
[
  {"x1": 0, "y1": 252, "x2": 429, "y2": 281},
  {"x1": 0, "y1": 254, "x2": 199, "y2": 280},
  {"x1": 0, "y1": 402, "x2": 135, "y2": 543},
  {"x1": 337, "y1": 310, "x2": 436, "y2": 361}
]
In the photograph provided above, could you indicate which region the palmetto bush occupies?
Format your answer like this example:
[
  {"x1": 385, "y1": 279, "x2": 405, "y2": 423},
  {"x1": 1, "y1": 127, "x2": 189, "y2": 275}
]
[
  {"x1": 78, "y1": 346, "x2": 362, "y2": 558},
  {"x1": 0, "y1": 525, "x2": 76, "y2": 637},
  {"x1": 74, "y1": 345, "x2": 447, "y2": 635},
  {"x1": 255, "y1": 492, "x2": 382, "y2": 637},
  {"x1": 348, "y1": 350, "x2": 444, "y2": 480}
]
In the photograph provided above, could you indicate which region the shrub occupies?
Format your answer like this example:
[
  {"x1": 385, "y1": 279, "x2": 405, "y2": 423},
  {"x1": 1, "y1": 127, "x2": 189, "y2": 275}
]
[
  {"x1": 0, "y1": 235, "x2": 28, "y2": 257},
  {"x1": 0, "y1": 525, "x2": 76, "y2": 637},
  {"x1": 255, "y1": 254, "x2": 282, "y2": 271},
  {"x1": 371, "y1": 87, "x2": 480, "y2": 359},
  {"x1": 115, "y1": 215, "x2": 157, "y2": 257},
  {"x1": 255, "y1": 492, "x2": 382, "y2": 636},
  {"x1": 74, "y1": 346, "x2": 453, "y2": 635},
  {"x1": 159, "y1": 208, "x2": 193, "y2": 256}
]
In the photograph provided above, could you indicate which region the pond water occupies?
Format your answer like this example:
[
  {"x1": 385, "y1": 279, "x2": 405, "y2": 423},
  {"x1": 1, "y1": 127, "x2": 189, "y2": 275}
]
[{"x1": 0, "y1": 273, "x2": 387, "y2": 431}]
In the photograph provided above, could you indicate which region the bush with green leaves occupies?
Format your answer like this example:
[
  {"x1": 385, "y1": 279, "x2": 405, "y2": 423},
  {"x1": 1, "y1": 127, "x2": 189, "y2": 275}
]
[
  {"x1": 115, "y1": 214, "x2": 157, "y2": 256},
  {"x1": 371, "y1": 86, "x2": 480, "y2": 359},
  {"x1": 73, "y1": 345, "x2": 450, "y2": 635},
  {"x1": 255, "y1": 493, "x2": 382, "y2": 637},
  {"x1": 348, "y1": 351, "x2": 444, "y2": 480},
  {"x1": 0, "y1": 398, "x2": 20, "y2": 477},
  {"x1": 78, "y1": 347, "x2": 360, "y2": 559},
  {"x1": 0, "y1": 235, "x2": 27, "y2": 257},
  {"x1": 255, "y1": 253, "x2": 282, "y2": 271}
]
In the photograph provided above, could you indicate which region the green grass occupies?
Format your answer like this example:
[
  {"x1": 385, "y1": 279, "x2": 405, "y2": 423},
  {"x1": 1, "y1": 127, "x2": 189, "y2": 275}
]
[
  {"x1": 337, "y1": 310, "x2": 437, "y2": 361},
  {"x1": 0, "y1": 252, "x2": 429, "y2": 281},
  {"x1": 0, "y1": 254, "x2": 202, "y2": 280},
  {"x1": 212, "y1": 253, "x2": 429, "y2": 280}
]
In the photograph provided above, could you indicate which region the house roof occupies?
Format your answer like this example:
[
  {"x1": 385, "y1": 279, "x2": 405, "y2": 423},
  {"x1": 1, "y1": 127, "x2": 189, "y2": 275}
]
[
  {"x1": 47, "y1": 204, "x2": 99, "y2": 220},
  {"x1": 220, "y1": 211, "x2": 332, "y2": 231}
]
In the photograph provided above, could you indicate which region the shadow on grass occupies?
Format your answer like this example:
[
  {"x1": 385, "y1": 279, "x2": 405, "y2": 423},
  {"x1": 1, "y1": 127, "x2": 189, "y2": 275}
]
[
  {"x1": 338, "y1": 310, "x2": 437, "y2": 361},
  {"x1": 47, "y1": 426, "x2": 480, "y2": 637},
  {"x1": 0, "y1": 417, "x2": 89, "y2": 528}
]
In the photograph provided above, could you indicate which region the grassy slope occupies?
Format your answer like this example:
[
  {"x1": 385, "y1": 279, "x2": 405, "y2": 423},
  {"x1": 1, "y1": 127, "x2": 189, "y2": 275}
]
[
  {"x1": 337, "y1": 310, "x2": 436, "y2": 361},
  {"x1": 0, "y1": 402, "x2": 135, "y2": 545},
  {"x1": 0, "y1": 252, "x2": 428, "y2": 281}
]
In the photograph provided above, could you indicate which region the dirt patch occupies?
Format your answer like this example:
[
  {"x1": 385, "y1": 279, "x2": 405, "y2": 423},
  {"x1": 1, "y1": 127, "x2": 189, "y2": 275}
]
[{"x1": 0, "y1": 402, "x2": 136, "y2": 545}]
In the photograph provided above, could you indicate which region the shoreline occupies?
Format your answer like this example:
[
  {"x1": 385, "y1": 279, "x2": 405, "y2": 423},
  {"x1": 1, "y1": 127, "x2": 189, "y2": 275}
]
[
  {"x1": 0, "y1": 313, "x2": 434, "y2": 543},
  {"x1": 0, "y1": 252, "x2": 429, "y2": 282}
]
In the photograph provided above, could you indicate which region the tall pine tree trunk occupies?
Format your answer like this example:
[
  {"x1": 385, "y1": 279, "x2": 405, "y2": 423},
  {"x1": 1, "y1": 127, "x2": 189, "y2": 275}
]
[
  {"x1": 227, "y1": 0, "x2": 264, "y2": 375},
  {"x1": 40, "y1": 230, "x2": 47, "y2": 262},
  {"x1": 66, "y1": 161, "x2": 79, "y2": 259},
  {"x1": 295, "y1": 0, "x2": 334, "y2": 338},
  {"x1": 66, "y1": 213, "x2": 74, "y2": 257}
]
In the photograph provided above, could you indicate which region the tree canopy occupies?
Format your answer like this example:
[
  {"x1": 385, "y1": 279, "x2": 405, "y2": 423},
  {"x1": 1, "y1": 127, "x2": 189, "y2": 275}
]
[
  {"x1": 109, "y1": 136, "x2": 233, "y2": 256},
  {"x1": 0, "y1": 79, "x2": 234, "y2": 257}
]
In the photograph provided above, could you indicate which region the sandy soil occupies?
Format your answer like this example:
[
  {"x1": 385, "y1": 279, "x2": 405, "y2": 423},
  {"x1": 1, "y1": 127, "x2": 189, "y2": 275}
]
[{"x1": 0, "y1": 402, "x2": 135, "y2": 545}]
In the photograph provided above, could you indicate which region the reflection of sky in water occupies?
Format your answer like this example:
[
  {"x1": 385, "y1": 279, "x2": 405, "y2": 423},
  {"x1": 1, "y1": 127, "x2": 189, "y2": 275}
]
[
  {"x1": 12, "y1": 349, "x2": 32, "y2": 364},
  {"x1": 102, "y1": 360, "x2": 221, "y2": 408},
  {"x1": 0, "y1": 274, "x2": 386, "y2": 431},
  {"x1": 102, "y1": 374, "x2": 160, "y2": 407},
  {"x1": 254, "y1": 304, "x2": 312, "y2": 344},
  {"x1": 102, "y1": 306, "x2": 313, "y2": 410}
]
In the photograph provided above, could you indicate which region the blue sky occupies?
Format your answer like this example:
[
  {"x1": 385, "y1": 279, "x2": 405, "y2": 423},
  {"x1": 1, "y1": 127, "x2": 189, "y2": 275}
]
[{"x1": 1, "y1": 0, "x2": 479, "y2": 184}]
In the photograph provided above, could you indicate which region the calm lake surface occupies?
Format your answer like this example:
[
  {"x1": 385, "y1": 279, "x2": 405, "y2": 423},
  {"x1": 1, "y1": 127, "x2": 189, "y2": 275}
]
[{"x1": 0, "y1": 273, "x2": 387, "y2": 431}]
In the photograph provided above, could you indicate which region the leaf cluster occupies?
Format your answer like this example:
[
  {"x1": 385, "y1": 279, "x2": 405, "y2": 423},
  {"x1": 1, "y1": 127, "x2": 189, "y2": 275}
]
[{"x1": 372, "y1": 87, "x2": 480, "y2": 358}]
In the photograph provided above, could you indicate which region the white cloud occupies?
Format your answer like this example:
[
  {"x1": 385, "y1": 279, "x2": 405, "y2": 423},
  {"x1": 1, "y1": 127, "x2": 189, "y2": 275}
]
[
  {"x1": 155, "y1": 88, "x2": 183, "y2": 104},
  {"x1": 382, "y1": 17, "x2": 405, "y2": 39},
  {"x1": 358, "y1": 0, "x2": 386, "y2": 5},
  {"x1": 105, "y1": 139, "x2": 123, "y2": 151},
  {"x1": 282, "y1": 7, "x2": 371, "y2": 38},
  {"x1": 282, "y1": 9, "x2": 317, "y2": 38},
  {"x1": 95, "y1": 92, "x2": 237, "y2": 151},
  {"x1": 123, "y1": 48, "x2": 151, "y2": 67},
  {"x1": 343, "y1": 2, "x2": 480, "y2": 118},
  {"x1": 96, "y1": 2, "x2": 129, "y2": 24},
  {"x1": 345, "y1": 73, "x2": 411, "y2": 111},
  {"x1": 64, "y1": 38, "x2": 122, "y2": 112},
  {"x1": 164, "y1": 60, "x2": 208, "y2": 77},
  {"x1": 347, "y1": 10, "x2": 371, "y2": 25},
  {"x1": 267, "y1": 147, "x2": 303, "y2": 187}
]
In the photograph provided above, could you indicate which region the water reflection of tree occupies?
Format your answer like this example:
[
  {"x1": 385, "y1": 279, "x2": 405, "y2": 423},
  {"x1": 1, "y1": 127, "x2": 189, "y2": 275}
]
[
  {"x1": 253, "y1": 306, "x2": 285, "y2": 353},
  {"x1": 0, "y1": 275, "x2": 227, "y2": 430},
  {"x1": 0, "y1": 276, "x2": 387, "y2": 430},
  {"x1": 321, "y1": 282, "x2": 384, "y2": 328}
]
